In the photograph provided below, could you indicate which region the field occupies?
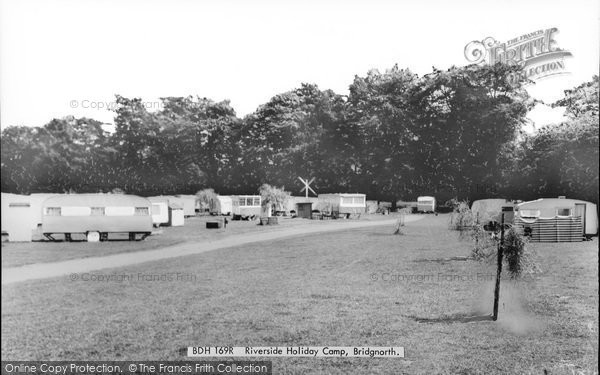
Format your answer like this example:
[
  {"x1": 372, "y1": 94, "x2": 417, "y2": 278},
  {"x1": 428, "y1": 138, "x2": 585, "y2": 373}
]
[{"x1": 1, "y1": 215, "x2": 598, "y2": 374}]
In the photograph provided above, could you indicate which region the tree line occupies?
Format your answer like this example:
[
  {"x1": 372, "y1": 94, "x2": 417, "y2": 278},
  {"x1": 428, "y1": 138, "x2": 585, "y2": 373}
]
[{"x1": 1, "y1": 65, "x2": 598, "y2": 206}]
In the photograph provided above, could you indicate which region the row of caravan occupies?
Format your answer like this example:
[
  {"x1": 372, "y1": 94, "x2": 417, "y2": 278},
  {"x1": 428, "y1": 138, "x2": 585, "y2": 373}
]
[
  {"x1": 1, "y1": 193, "x2": 195, "y2": 242},
  {"x1": 212, "y1": 194, "x2": 370, "y2": 217},
  {"x1": 1, "y1": 192, "x2": 371, "y2": 242}
]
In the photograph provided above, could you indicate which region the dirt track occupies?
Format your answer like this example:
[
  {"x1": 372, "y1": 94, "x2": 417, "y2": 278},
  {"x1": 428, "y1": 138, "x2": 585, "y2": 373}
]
[{"x1": 2, "y1": 216, "x2": 424, "y2": 285}]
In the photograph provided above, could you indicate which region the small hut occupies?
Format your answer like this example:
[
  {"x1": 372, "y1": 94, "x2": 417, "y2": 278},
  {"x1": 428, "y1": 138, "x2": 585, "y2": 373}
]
[{"x1": 168, "y1": 202, "x2": 185, "y2": 227}]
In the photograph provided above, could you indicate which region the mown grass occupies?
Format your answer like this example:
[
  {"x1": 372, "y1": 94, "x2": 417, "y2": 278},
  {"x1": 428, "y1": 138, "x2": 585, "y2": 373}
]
[{"x1": 1, "y1": 215, "x2": 597, "y2": 374}]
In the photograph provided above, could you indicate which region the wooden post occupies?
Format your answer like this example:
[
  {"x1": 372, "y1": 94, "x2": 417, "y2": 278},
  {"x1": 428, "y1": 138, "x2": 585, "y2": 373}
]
[
  {"x1": 475, "y1": 212, "x2": 479, "y2": 249},
  {"x1": 492, "y1": 213, "x2": 505, "y2": 321}
]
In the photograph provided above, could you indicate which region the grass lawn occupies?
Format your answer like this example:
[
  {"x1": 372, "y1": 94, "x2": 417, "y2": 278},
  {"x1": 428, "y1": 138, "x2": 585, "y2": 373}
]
[
  {"x1": 1, "y1": 215, "x2": 598, "y2": 374},
  {"x1": 1, "y1": 214, "x2": 395, "y2": 268}
]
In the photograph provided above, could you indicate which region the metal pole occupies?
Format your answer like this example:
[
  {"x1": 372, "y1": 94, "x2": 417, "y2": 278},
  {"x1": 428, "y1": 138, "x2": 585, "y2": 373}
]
[{"x1": 492, "y1": 213, "x2": 505, "y2": 321}]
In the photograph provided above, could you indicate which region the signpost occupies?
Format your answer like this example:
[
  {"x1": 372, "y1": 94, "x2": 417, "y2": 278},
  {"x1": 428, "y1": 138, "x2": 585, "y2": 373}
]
[
  {"x1": 492, "y1": 213, "x2": 505, "y2": 321},
  {"x1": 298, "y1": 177, "x2": 316, "y2": 198}
]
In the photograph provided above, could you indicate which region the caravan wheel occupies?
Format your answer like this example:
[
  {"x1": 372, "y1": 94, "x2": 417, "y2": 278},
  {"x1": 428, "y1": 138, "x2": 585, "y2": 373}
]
[{"x1": 87, "y1": 231, "x2": 100, "y2": 242}]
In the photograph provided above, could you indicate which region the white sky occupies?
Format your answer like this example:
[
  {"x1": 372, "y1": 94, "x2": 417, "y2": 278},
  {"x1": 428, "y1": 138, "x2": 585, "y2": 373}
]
[{"x1": 1, "y1": 0, "x2": 598, "y2": 131}]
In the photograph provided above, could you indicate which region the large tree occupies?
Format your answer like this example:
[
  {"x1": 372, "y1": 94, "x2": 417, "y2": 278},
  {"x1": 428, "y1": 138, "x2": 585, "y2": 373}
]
[
  {"x1": 510, "y1": 76, "x2": 599, "y2": 203},
  {"x1": 347, "y1": 63, "x2": 531, "y2": 202}
]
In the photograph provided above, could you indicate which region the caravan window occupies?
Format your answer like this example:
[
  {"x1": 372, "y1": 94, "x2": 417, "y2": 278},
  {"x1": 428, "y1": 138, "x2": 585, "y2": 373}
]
[
  {"x1": 353, "y1": 196, "x2": 365, "y2": 205},
  {"x1": 341, "y1": 197, "x2": 353, "y2": 205},
  {"x1": 105, "y1": 207, "x2": 135, "y2": 216},
  {"x1": 135, "y1": 207, "x2": 150, "y2": 216},
  {"x1": 91, "y1": 207, "x2": 105, "y2": 216},
  {"x1": 45, "y1": 207, "x2": 61, "y2": 216},
  {"x1": 9, "y1": 202, "x2": 30, "y2": 207},
  {"x1": 520, "y1": 209, "x2": 540, "y2": 218},
  {"x1": 62, "y1": 207, "x2": 91, "y2": 216},
  {"x1": 238, "y1": 196, "x2": 260, "y2": 207},
  {"x1": 557, "y1": 208, "x2": 571, "y2": 216}
]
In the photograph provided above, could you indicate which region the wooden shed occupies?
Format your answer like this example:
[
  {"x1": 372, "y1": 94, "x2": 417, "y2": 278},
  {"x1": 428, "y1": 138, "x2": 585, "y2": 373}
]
[
  {"x1": 168, "y1": 202, "x2": 185, "y2": 227},
  {"x1": 296, "y1": 202, "x2": 313, "y2": 219},
  {"x1": 286, "y1": 196, "x2": 319, "y2": 215}
]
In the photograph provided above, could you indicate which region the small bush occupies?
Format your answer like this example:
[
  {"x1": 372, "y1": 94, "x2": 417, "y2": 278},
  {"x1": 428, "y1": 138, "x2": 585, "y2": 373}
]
[
  {"x1": 259, "y1": 184, "x2": 291, "y2": 215},
  {"x1": 503, "y1": 226, "x2": 540, "y2": 278},
  {"x1": 196, "y1": 188, "x2": 220, "y2": 212},
  {"x1": 470, "y1": 224, "x2": 497, "y2": 261},
  {"x1": 448, "y1": 200, "x2": 475, "y2": 232}
]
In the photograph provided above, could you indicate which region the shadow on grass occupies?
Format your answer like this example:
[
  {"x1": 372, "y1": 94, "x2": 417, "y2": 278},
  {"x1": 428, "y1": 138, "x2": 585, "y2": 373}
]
[
  {"x1": 414, "y1": 256, "x2": 472, "y2": 263},
  {"x1": 409, "y1": 313, "x2": 493, "y2": 324},
  {"x1": 366, "y1": 232, "x2": 405, "y2": 237},
  {"x1": 33, "y1": 239, "x2": 148, "y2": 243}
]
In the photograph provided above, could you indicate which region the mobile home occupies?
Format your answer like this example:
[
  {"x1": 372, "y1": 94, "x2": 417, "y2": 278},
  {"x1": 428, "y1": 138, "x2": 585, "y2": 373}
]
[
  {"x1": 417, "y1": 196, "x2": 436, "y2": 213},
  {"x1": 516, "y1": 197, "x2": 598, "y2": 239},
  {"x1": 231, "y1": 195, "x2": 262, "y2": 217},
  {"x1": 317, "y1": 193, "x2": 366, "y2": 215},
  {"x1": 42, "y1": 194, "x2": 153, "y2": 241}
]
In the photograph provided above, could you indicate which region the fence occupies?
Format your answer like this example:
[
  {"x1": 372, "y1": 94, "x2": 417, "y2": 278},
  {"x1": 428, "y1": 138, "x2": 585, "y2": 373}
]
[{"x1": 514, "y1": 216, "x2": 584, "y2": 242}]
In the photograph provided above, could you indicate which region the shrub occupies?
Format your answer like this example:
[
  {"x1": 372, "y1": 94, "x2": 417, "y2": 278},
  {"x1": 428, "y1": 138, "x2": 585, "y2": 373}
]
[
  {"x1": 448, "y1": 200, "x2": 476, "y2": 232},
  {"x1": 196, "y1": 188, "x2": 220, "y2": 212},
  {"x1": 503, "y1": 226, "x2": 540, "y2": 278},
  {"x1": 259, "y1": 184, "x2": 291, "y2": 216},
  {"x1": 470, "y1": 224, "x2": 497, "y2": 261}
]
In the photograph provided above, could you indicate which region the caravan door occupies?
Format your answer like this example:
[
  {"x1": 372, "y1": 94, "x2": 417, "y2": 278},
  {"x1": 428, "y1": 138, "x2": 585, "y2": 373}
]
[{"x1": 574, "y1": 203, "x2": 586, "y2": 237}]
